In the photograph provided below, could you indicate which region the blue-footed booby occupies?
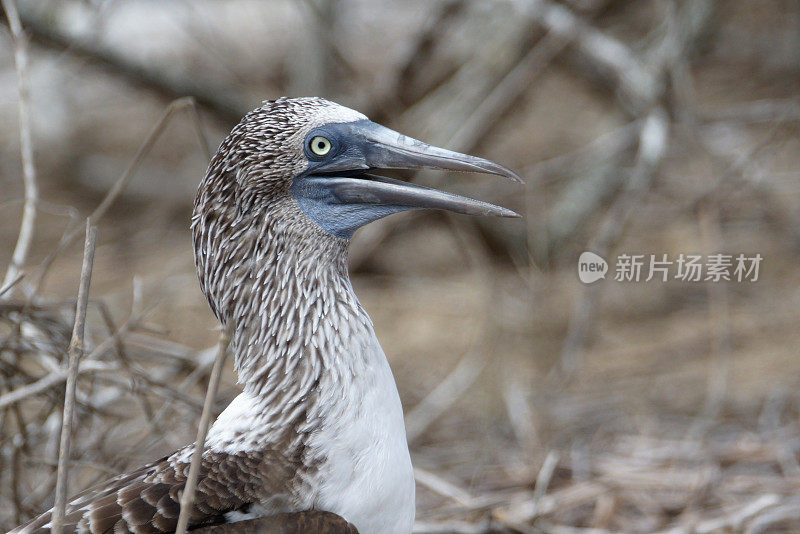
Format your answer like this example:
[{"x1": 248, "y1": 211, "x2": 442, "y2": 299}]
[{"x1": 12, "y1": 97, "x2": 521, "y2": 534}]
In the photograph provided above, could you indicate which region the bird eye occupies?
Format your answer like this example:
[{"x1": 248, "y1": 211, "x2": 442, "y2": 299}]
[{"x1": 310, "y1": 136, "x2": 332, "y2": 156}]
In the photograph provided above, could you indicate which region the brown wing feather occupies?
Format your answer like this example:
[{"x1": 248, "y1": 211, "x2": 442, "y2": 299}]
[
  {"x1": 191, "y1": 512, "x2": 359, "y2": 534},
  {"x1": 11, "y1": 447, "x2": 302, "y2": 534}
]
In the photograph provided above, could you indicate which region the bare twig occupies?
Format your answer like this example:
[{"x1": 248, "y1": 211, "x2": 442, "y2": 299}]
[
  {"x1": 405, "y1": 349, "x2": 487, "y2": 445},
  {"x1": 186, "y1": 97, "x2": 214, "y2": 162},
  {"x1": 745, "y1": 501, "x2": 800, "y2": 534},
  {"x1": 414, "y1": 467, "x2": 476, "y2": 507},
  {"x1": 495, "y1": 481, "x2": 606, "y2": 525},
  {"x1": 0, "y1": 361, "x2": 115, "y2": 411},
  {"x1": 520, "y1": 0, "x2": 659, "y2": 109},
  {"x1": 520, "y1": 0, "x2": 712, "y2": 113},
  {"x1": 1, "y1": 0, "x2": 38, "y2": 300},
  {"x1": 0, "y1": 272, "x2": 25, "y2": 299},
  {"x1": 533, "y1": 451, "x2": 560, "y2": 507},
  {"x1": 32, "y1": 97, "x2": 208, "y2": 297},
  {"x1": 175, "y1": 329, "x2": 230, "y2": 534},
  {"x1": 51, "y1": 222, "x2": 97, "y2": 534},
  {"x1": 696, "y1": 494, "x2": 780, "y2": 533}
]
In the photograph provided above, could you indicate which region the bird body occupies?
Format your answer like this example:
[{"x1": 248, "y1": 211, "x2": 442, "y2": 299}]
[
  {"x1": 191, "y1": 142, "x2": 414, "y2": 530},
  {"x1": 161, "y1": 289, "x2": 414, "y2": 534},
  {"x1": 11, "y1": 97, "x2": 519, "y2": 534}
]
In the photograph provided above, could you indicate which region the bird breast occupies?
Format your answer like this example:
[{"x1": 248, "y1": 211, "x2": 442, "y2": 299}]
[
  {"x1": 201, "y1": 327, "x2": 415, "y2": 534},
  {"x1": 304, "y1": 336, "x2": 415, "y2": 534}
]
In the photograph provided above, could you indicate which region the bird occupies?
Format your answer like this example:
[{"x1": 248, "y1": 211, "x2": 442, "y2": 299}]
[{"x1": 12, "y1": 97, "x2": 521, "y2": 534}]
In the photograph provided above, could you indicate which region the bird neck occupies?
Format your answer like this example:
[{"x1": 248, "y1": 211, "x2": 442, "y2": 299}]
[{"x1": 192, "y1": 178, "x2": 374, "y2": 401}]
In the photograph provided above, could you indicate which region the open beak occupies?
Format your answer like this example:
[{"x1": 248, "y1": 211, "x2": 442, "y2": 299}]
[
  {"x1": 322, "y1": 173, "x2": 519, "y2": 218},
  {"x1": 292, "y1": 119, "x2": 522, "y2": 238},
  {"x1": 307, "y1": 120, "x2": 521, "y2": 217}
]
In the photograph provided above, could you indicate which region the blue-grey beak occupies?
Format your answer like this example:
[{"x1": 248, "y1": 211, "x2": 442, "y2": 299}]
[
  {"x1": 292, "y1": 120, "x2": 523, "y2": 239},
  {"x1": 355, "y1": 121, "x2": 524, "y2": 185}
]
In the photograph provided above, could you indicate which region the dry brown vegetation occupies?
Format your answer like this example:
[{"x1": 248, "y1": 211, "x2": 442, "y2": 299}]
[{"x1": 1, "y1": 0, "x2": 800, "y2": 532}]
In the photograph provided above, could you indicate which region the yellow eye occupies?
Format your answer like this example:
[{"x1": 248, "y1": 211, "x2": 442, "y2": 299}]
[{"x1": 310, "y1": 136, "x2": 331, "y2": 156}]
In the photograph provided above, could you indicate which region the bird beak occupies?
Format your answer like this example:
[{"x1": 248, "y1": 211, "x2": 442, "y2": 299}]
[
  {"x1": 357, "y1": 121, "x2": 524, "y2": 186},
  {"x1": 318, "y1": 173, "x2": 519, "y2": 218},
  {"x1": 293, "y1": 120, "x2": 523, "y2": 238},
  {"x1": 305, "y1": 120, "x2": 522, "y2": 218}
]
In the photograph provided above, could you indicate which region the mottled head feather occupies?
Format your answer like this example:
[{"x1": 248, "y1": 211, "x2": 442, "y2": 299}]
[
  {"x1": 191, "y1": 97, "x2": 373, "y2": 392},
  {"x1": 211, "y1": 97, "x2": 366, "y2": 194}
]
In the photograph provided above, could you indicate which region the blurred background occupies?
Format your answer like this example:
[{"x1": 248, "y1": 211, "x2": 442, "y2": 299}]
[{"x1": 1, "y1": 0, "x2": 799, "y2": 532}]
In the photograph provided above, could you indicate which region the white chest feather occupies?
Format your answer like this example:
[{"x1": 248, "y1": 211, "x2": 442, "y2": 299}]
[
  {"x1": 204, "y1": 333, "x2": 415, "y2": 534},
  {"x1": 306, "y1": 341, "x2": 415, "y2": 534}
]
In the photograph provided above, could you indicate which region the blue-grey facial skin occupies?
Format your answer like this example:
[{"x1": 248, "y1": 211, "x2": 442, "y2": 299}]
[
  {"x1": 291, "y1": 175, "x2": 412, "y2": 240},
  {"x1": 291, "y1": 120, "x2": 411, "y2": 240}
]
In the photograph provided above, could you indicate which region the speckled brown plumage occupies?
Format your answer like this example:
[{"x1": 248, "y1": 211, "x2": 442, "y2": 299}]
[
  {"x1": 16, "y1": 448, "x2": 308, "y2": 534},
  {"x1": 192, "y1": 512, "x2": 359, "y2": 534}
]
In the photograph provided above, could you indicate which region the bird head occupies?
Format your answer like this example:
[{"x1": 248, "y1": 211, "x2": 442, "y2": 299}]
[{"x1": 201, "y1": 97, "x2": 522, "y2": 240}]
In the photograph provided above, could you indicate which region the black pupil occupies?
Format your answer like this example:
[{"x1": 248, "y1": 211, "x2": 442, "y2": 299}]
[{"x1": 317, "y1": 141, "x2": 326, "y2": 150}]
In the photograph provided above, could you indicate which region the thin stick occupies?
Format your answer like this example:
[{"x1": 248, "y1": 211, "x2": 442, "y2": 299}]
[
  {"x1": 31, "y1": 97, "x2": 206, "y2": 297},
  {"x1": 0, "y1": 272, "x2": 25, "y2": 299},
  {"x1": 0, "y1": 361, "x2": 117, "y2": 410},
  {"x1": 175, "y1": 329, "x2": 230, "y2": 534},
  {"x1": 185, "y1": 96, "x2": 213, "y2": 162},
  {"x1": 532, "y1": 451, "x2": 560, "y2": 506},
  {"x1": 414, "y1": 467, "x2": 476, "y2": 507},
  {"x1": 404, "y1": 349, "x2": 487, "y2": 444},
  {"x1": 84, "y1": 98, "x2": 196, "y2": 236},
  {"x1": 1, "y1": 0, "x2": 38, "y2": 299},
  {"x1": 51, "y1": 221, "x2": 97, "y2": 534}
]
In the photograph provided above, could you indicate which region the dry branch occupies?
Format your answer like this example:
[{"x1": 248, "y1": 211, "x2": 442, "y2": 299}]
[
  {"x1": 51, "y1": 222, "x2": 97, "y2": 534},
  {"x1": 0, "y1": 361, "x2": 115, "y2": 411},
  {"x1": 32, "y1": 97, "x2": 209, "y2": 298},
  {"x1": 414, "y1": 467, "x2": 476, "y2": 508},
  {"x1": 175, "y1": 330, "x2": 230, "y2": 534},
  {"x1": 405, "y1": 348, "x2": 487, "y2": 445},
  {"x1": 521, "y1": 0, "x2": 659, "y2": 109},
  {"x1": 521, "y1": 0, "x2": 712, "y2": 113},
  {"x1": 0, "y1": 273, "x2": 25, "y2": 300},
  {"x1": 1, "y1": 0, "x2": 38, "y2": 300}
]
